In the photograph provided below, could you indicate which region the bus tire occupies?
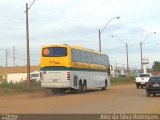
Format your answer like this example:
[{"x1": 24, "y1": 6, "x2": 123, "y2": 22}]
[
  {"x1": 75, "y1": 80, "x2": 83, "y2": 93},
  {"x1": 102, "y1": 80, "x2": 107, "y2": 91},
  {"x1": 82, "y1": 81, "x2": 87, "y2": 93},
  {"x1": 153, "y1": 93, "x2": 156, "y2": 97},
  {"x1": 141, "y1": 85, "x2": 143, "y2": 89}
]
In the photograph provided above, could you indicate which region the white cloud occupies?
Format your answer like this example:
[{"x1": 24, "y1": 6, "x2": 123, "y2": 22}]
[{"x1": 0, "y1": 0, "x2": 160, "y2": 68}]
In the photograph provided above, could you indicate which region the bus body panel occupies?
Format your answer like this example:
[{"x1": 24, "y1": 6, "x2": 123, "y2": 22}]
[
  {"x1": 40, "y1": 45, "x2": 71, "y2": 68},
  {"x1": 70, "y1": 71, "x2": 110, "y2": 88},
  {"x1": 41, "y1": 69, "x2": 110, "y2": 89},
  {"x1": 40, "y1": 44, "x2": 110, "y2": 91}
]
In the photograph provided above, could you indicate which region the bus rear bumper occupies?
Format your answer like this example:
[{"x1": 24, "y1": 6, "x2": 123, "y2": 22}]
[{"x1": 41, "y1": 82, "x2": 71, "y2": 88}]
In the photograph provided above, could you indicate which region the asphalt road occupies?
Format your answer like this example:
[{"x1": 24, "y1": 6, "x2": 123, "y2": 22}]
[{"x1": 0, "y1": 84, "x2": 160, "y2": 114}]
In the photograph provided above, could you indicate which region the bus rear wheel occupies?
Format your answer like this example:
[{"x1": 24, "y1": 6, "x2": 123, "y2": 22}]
[
  {"x1": 72, "y1": 80, "x2": 87, "y2": 93},
  {"x1": 73, "y1": 80, "x2": 83, "y2": 93},
  {"x1": 102, "y1": 80, "x2": 107, "y2": 91},
  {"x1": 82, "y1": 81, "x2": 87, "y2": 93}
]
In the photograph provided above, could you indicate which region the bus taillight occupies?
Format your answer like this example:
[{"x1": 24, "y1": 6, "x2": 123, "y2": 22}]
[{"x1": 67, "y1": 72, "x2": 70, "y2": 80}]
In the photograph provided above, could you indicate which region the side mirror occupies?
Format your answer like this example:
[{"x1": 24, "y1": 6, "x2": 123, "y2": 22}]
[
  {"x1": 105, "y1": 65, "x2": 112, "y2": 76},
  {"x1": 110, "y1": 65, "x2": 113, "y2": 71},
  {"x1": 107, "y1": 68, "x2": 110, "y2": 76}
]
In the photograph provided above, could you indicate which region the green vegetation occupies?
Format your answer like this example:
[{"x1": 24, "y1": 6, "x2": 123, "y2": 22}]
[
  {"x1": 0, "y1": 76, "x2": 136, "y2": 96},
  {"x1": 152, "y1": 61, "x2": 160, "y2": 73},
  {"x1": 0, "y1": 81, "x2": 43, "y2": 96},
  {"x1": 111, "y1": 76, "x2": 135, "y2": 85}
]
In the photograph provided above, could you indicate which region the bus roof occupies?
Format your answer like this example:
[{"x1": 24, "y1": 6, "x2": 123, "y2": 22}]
[{"x1": 42, "y1": 44, "x2": 108, "y2": 55}]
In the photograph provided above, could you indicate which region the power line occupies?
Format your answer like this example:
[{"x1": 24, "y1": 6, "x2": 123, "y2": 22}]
[
  {"x1": 7, "y1": 54, "x2": 39, "y2": 61},
  {"x1": 0, "y1": 49, "x2": 7, "y2": 51},
  {"x1": 28, "y1": 0, "x2": 36, "y2": 11},
  {"x1": 6, "y1": 51, "x2": 39, "y2": 61},
  {"x1": 106, "y1": 39, "x2": 159, "y2": 51}
]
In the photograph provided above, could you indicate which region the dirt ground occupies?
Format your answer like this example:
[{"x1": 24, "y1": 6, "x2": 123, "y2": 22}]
[{"x1": 0, "y1": 84, "x2": 160, "y2": 114}]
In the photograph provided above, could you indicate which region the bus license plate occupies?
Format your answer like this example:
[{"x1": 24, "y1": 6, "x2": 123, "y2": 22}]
[
  {"x1": 141, "y1": 82, "x2": 145, "y2": 84},
  {"x1": 49, "y1": 79, "x2": 58, "y2": 82},
  {"x1": 153, "y1": 84, "x2": 160, "y2": 87},
  {"x1": 52, "y1": 79, "x2": 58, "y2": 82}
]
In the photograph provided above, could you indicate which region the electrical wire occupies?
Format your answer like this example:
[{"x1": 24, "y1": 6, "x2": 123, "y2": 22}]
[{"x1": 28, "y1": 0, "x2": 36, "y2": 11}]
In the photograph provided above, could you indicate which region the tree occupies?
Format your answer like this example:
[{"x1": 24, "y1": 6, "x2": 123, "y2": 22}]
[{"x1": 152, "y1": 61, "x2": 160, "y2": 73}]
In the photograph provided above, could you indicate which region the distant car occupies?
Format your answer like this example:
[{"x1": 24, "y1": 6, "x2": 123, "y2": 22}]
[
  {"x1": 146, "y1": 76, "x2": 160, "y2": 97},
  {"x1": 30, "y1": 71, "x2": 40, "y2": 82},
  {"x1": 135, "y1": 73, "x2": 151, "y2": 89}
]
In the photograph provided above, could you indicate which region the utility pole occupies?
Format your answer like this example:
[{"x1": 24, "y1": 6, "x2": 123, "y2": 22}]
[
  {"x1": 98, "y1": 29, "x2": 101, "y2": 52},
  {"x1": 5, "y1": 49, "x2": 8, "y2": 67},
  {"x1": 140, "y1": 41, "x2": 143, "y2": 72},
  {"x1": 126, "y1": 43, "x2": 129, "y2": 74},
  {"x1": 140, "y1": 32, "x2": 156, "y2": 73},
  {"x1": 13, "y1": 46, "x2": 15, "y2": 67},
  {"x1": 98, "y1": 16, "x2": 120, "y2": 52},
  {"x1": 111, "y1": 35, "x2": 129, "y2": 75},
  {"x1": 115, "y1": 63, "x2": 118, "y2": 73},
  {"x1": 25, "y1": 0, "x2": 36, "y2": 88},
  {"x1": 26, "y1": 3, "x2": 31, "y2": 88}
]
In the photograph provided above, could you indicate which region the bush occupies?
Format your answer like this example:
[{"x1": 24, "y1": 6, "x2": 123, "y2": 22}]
[
  {"x1": 111, "y1": 76, "x2": 135, "y2": 84},
  {"x1": 0, "y1": 81, "x2": 41, "y2": 91}
]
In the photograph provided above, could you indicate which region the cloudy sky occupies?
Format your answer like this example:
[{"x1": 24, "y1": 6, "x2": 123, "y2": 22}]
[{"x1": 0, "y1": 0, "x2": 160, "y2": 69}]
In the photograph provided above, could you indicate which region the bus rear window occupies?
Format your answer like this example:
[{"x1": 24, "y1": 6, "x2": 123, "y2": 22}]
[{"x1": 42, "y1": 47, "x2": 67, "y2": 57}]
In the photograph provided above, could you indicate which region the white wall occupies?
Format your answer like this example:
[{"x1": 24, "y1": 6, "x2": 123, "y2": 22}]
[{"x1": 7, "y1": 73, "x2": 27, "y2": 83}]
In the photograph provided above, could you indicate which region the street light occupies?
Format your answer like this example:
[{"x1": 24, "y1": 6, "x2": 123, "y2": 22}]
[
  {"x1": 111, "y1": 35, "x2": 129, "y2": 74},
  {"x1": 25, "y1": 0, "x2": 36, "y2": 88},
  {"x1": 140, "y1": 32, "x2": 156, "y2": 72},
  {"x1": 99, "y1": 16, "x2": 120, "y2": 52}
]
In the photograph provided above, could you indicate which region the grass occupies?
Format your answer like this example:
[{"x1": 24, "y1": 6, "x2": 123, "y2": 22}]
[
  {"x1": 0, "y1": 81, "x2": 43, "y2": 96},
  {"x1": 0, "y1": 76, "x2": 136, "y2": 96},
  {"x1": 111, "y1": 76, "x2": 135, "y2": 85}
]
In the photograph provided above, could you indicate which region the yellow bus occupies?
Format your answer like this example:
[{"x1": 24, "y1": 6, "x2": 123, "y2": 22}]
[{"x1": 40, "y1": 44, "x2": 110, "y2": 93}]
